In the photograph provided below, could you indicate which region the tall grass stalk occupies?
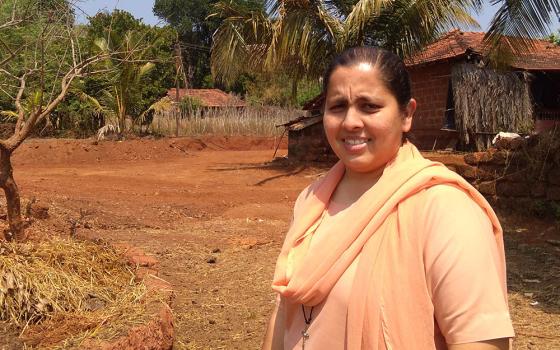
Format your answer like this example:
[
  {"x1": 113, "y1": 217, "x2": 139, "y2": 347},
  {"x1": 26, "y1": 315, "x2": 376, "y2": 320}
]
[{"x1": 148, "y1": 106, "x2": 302, "y2": 137}]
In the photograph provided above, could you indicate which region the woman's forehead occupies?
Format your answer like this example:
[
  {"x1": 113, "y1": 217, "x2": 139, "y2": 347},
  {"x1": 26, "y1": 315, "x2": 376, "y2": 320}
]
[{"x1": 326, "y1": 66, "x2": 385, "y2": 94}]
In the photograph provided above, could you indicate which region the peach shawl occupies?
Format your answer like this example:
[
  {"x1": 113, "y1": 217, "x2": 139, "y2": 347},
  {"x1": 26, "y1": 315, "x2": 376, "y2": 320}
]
[{"x1": 272, "y1": 142, "x2": 506, "y2": 349}]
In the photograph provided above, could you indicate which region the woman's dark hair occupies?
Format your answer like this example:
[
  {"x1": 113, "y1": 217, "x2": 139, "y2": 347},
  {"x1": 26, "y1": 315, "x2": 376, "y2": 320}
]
[{"x1": 322, "y1": 46, "x2": 412, "y2": 111}]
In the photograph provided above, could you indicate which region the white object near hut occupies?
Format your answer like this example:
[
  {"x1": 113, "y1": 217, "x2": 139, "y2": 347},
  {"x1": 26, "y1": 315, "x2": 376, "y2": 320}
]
[{"x1": 492, "y1": 132, "x2": 524, "y2": 150}]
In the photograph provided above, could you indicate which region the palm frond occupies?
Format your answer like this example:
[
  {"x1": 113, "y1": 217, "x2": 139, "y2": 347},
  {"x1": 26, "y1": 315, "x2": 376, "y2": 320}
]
[
  {"x1": 485, "y1": 0, "x2": 560, "y2": 61},
  {"x1": 265, "y1": 0, "x2": 342, "y2": 77},
  {"x1": 0, "y1": 110, "x2": 18, "y2": 122},
  {"x1": 137, "y1": 96, "x2": 173, "y2": 125},
  {"x1": 362, "y1": 0, "x2": 481, "y2": 57},
  {"x1": 138, "y1": 62, "x2": 155, "y2": 78},
  {"x1": 94, "y1": 37, "x2": 109, "y2": 53},
  {"x1": 344, "y1": 0, "x2": 391, "y2": 45},
  {"x1": 211, "y1": 1, "x2": 273, "y2": 85},
  {"x1": 77, "y1": 91, "x2": 117, "y2": 122},
  {"x1": 488, "y1": 0, "x2": 560, "y2": 40}
]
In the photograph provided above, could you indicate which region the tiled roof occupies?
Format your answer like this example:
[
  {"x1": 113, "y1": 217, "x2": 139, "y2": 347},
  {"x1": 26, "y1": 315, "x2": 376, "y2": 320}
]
[
  {"x1": 166, "y1": 88, "x2": 246, "y2": 107},
  {"x1": 406, "y1": 30, "x2": 560, "y2": 70}
]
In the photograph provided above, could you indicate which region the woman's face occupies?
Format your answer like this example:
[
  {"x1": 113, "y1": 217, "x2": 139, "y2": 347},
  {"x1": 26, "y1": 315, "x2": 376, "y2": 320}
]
[{"x1": 323, "y1": 64, "x2": 415, "y2": 175}]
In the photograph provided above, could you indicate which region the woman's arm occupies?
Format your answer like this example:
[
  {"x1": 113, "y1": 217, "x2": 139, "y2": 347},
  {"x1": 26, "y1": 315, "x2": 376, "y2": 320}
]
[
  {"x1": 262, "y1": 296, "x2": 285, "y2": 350},
  {"x1": 421, "y1": 186, "x2": 515, "y2": 345},
  {"x1": 448, "y1": 338, "x2": 510, "y2": 350}
]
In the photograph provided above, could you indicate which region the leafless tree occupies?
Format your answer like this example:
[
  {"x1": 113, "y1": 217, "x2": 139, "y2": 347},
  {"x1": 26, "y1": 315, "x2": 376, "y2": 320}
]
[{"x1": 0, "y1": 0, "x2": 128, "y2": 241}]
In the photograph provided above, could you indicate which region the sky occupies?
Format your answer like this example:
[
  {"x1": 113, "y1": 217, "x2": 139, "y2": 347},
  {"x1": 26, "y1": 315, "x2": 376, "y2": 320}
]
[{"x1": 73, "y1": 0, "x2": 559, "y2": 33}]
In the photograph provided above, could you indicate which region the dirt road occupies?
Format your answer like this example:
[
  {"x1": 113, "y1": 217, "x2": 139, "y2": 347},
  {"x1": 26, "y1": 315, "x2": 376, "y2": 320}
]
[{"x1": 9, "y1": 137, "x2": 560, "y2": 349}]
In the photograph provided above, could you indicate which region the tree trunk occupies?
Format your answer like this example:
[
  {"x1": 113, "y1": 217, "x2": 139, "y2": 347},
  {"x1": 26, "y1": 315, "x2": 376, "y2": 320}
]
[
  {"x1": 0, "y1": 147, "x2": 25, "y2": 241},
  {"x1": 291, "y1": 78, "x2": 299, "y2": 107}
]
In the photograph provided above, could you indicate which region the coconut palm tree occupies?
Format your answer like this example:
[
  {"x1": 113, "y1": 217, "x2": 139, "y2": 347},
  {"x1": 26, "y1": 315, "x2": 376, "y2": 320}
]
[
  {"x1": 211, "y1": 0, "x2": 560, "y2": 85},
  {"x1": 210, "y1": 0, "x2": 480, "y2": 87},
  {"x1": 80, "y1": 33, "x2": 156, "y2": 135}
]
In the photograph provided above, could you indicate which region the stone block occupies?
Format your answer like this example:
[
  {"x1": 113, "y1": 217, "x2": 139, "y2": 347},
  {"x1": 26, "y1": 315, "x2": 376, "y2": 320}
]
[
  {"x1": 135, "y1": 267, "x2": 159, "y2": 282},
  {"x1": 490, "y1": 151, "x2": 508, "y2": 165},
  {"x1": 477, "y1": 181, "x2": 497, "y2": 196},
  {"x1": 464, "y1": 152, "x2": 482, "y2": 165},
  {"x1": 464, "y1": 150, "x2": 509, "y2": 166},
  {"x1": 458, "y1": 165, "x2": 479, "y2": 180},
  {"x1": 464, "y1": 152, "x2": 490, "y2": 165},
  {"x1": 457, "y1": 165, "x2": 496, "y2": 181},
  {"x1": 477, "y1": 165, "x2": 501, "y2": 181}
]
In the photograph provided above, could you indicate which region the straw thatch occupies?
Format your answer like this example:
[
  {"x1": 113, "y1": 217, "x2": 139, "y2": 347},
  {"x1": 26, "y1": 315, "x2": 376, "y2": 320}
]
[
  {"x1": 452, "y1": 63, "x2": 534, "y2": 150},
  {"x1": 0, "y1": 238, "x2": 155, "y2": 348}
]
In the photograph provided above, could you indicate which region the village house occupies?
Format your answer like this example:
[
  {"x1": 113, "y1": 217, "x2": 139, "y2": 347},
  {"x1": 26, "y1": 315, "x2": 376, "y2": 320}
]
[
  {"x1": 147, "y1": 88, "x2": 246, "y2": 135},
  {"x1": 165, "y1": 88, "x2": 246, "y2": 110},
  {"x1": 407, "y1": 30, "x2": 560, "y2": 150},
  {"x1": 287, "y1": 30, "x2": 560, "y2": 161}
]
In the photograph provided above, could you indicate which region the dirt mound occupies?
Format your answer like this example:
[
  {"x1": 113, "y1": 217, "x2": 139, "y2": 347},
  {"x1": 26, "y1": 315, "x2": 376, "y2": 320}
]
[{"x1": 14, "y1": 135, "x2": 287, "y2": 166}]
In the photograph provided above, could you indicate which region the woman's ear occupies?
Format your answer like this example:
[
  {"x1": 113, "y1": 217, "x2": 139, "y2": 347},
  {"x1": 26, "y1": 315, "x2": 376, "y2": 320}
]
[{"x1": 401, "y1": 98, "x2": 416, "y2": 132}]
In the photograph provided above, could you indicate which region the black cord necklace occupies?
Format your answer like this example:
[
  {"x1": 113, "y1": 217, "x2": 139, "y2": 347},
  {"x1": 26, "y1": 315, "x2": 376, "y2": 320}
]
[{"x1": 301, "y1": 305, "x2": 314, "y2": 349}]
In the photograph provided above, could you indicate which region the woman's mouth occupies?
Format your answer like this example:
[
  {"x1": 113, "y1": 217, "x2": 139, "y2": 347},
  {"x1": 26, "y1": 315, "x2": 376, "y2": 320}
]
[{"x1": 342, "y1": 137, "x2": 371, "y2": 153}]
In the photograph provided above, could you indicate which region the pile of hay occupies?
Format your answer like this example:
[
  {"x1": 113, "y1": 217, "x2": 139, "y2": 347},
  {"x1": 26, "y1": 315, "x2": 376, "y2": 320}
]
[{"x1": 0, "y1": 238, "x2": 154, "y2": 348}]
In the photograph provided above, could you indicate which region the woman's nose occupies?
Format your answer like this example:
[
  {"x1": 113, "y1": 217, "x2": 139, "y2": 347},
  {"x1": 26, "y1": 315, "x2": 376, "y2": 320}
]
[{"x1": 342, "y1": 107, "x2": 364, "y2": 130}]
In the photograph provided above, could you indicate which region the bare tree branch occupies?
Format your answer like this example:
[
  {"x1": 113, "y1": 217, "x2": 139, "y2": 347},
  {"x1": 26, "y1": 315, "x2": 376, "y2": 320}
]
[
  {"x1": 70, "y1": 33, "x2": 78, "y2": 68},
  {"x1": 4, "y1": 53, "x2": 111, "y2": 150},
  {"x1": 14, "y1": 71, "x2": 33, "y2": 132},
  {"x1": 0, "y1": 0, "x2": 33, "y2": 31}
]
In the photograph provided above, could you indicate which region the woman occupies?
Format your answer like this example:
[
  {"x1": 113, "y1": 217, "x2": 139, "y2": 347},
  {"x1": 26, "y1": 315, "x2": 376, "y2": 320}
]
[{"x1": 262, "y1": 47, "x2": 515, "y2": 350}]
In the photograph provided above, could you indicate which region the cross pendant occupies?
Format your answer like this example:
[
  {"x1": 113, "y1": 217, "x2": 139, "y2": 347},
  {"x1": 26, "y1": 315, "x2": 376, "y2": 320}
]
[{"x1": 301, "y1": 327, "x2": 310, "y2": 350}]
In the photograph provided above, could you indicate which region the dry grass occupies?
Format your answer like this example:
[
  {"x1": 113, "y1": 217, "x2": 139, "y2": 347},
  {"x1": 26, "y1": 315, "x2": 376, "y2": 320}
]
[
  {"x1": 0, "y1": 237, "x2": 156, "y2": 348},
  {"x1": 509, "y1": 293, "x2": 560, "y2": 349},
  {"x1": 149, "y1": 106, "x2": 301, "y2": 137}
]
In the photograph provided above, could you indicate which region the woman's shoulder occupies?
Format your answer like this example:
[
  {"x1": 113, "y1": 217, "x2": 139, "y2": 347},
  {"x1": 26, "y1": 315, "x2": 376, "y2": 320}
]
[
  {"x1": 423, "y1": 183, "x2": 474, "y2": 205},
  {"x1": 403, "y1": 183, "x2": 476, "y2": 211},
  {"x1": 407, "y1": 183, "x2": 494, "y2": 243}
]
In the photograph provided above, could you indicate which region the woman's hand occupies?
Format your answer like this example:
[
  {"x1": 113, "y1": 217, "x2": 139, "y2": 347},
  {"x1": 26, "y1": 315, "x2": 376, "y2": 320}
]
[{"x1": 448, "y1": 338, "x2": 511, "y2": 350}]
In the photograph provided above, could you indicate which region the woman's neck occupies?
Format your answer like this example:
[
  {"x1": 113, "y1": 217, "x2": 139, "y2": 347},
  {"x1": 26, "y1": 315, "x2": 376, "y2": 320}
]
[
  {"x1": 331, "y1": 167, "x2": 384, "y2": 206},
  {"x1": 345, "y1": 168, "x2": 383, "y2": 192}
]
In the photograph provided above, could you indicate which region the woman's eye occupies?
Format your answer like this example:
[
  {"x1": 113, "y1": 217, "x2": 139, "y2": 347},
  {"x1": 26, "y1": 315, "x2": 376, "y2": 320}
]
[
  {"x1": 328, "y1": 104, "x2": 344, "y2": 111},
  {"x1": 363, "y1": 103, "x2": 380, "y2": 111}
]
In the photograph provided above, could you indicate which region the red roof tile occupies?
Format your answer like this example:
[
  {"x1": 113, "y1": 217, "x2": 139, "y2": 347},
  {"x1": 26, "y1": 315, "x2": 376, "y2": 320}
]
[
  {"x1": 166, "y1": 88, "x2": 246, "y2": 107},
  {"x1": 406, "y1": 30, "x2": 560, "y2": 71}
]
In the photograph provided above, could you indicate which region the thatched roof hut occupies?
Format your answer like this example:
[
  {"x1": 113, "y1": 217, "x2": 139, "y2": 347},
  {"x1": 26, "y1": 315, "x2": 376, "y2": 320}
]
[
  {"x1": 451, "y1": 64, "x2": 534, "y2": 150},
  {"x1": 406, "y1": 30, "x2": 560, "y2": 150}
]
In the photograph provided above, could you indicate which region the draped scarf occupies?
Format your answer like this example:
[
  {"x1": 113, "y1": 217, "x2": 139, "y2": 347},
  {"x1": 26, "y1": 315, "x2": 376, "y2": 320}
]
[{"x1": 272, "y1": 142, "x2": 505, "y2": 349}]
